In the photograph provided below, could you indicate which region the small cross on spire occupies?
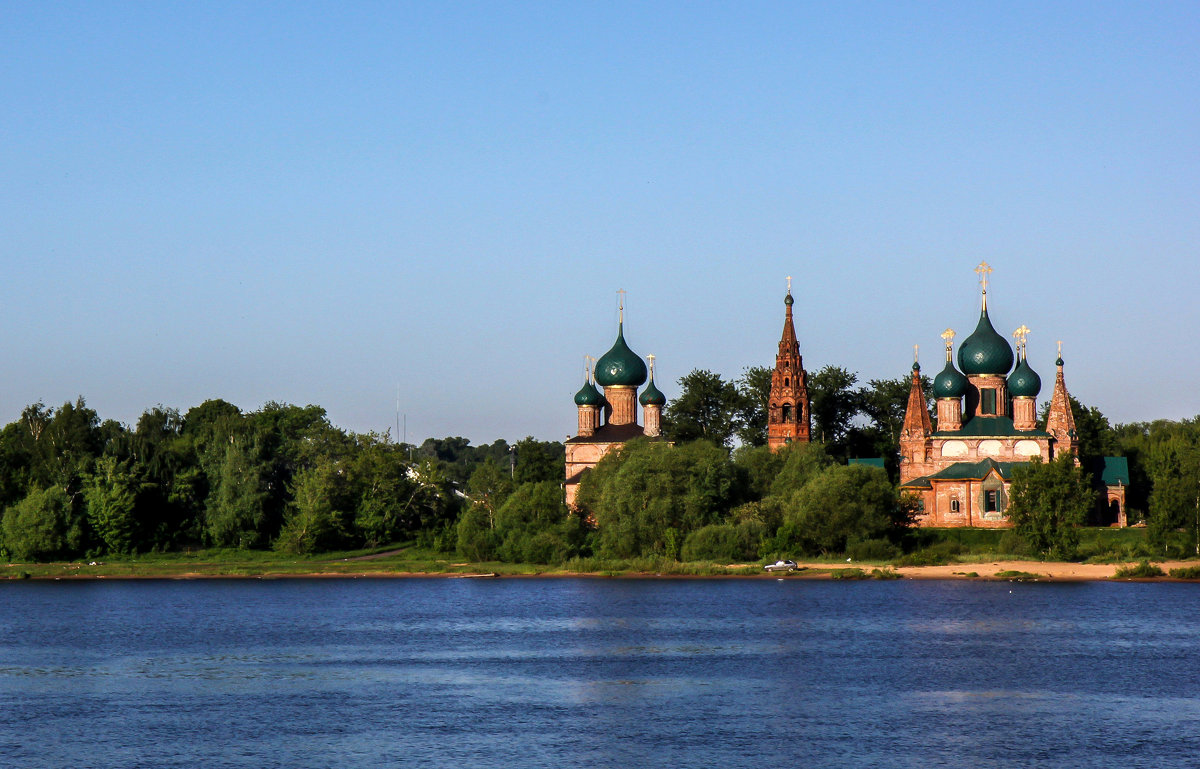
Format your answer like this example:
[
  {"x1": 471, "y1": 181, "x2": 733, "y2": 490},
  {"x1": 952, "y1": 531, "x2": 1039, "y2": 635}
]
[
  {"x1": 647, "y1": 353, "x2": 656, "y2": 380},
  {"x1": 786, "y1": 275, "x2": 792, "y2": 294},
  {"x1": 617, "y1": 288, "x2": 626, "y2": 324}
]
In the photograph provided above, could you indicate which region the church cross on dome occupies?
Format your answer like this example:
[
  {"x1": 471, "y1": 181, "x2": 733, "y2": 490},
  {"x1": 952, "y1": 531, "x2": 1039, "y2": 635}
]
[{"x1": 975, "y1": 261, "x2": 993, "y2": 307}]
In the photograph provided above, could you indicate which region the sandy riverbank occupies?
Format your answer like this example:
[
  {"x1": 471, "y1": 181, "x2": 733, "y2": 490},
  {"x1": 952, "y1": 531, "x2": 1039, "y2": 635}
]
[{"x1": 10, "y1": 559, "x2": 1198, "y2": 581}]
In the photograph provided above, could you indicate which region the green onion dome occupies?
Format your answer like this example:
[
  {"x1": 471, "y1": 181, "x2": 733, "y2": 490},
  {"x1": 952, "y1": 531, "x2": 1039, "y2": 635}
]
[
  {"x1": 574, "y1": 381, "x2": 603, "y2": 406},
  {"x1": 933, "y1": 358, "x2": 969, "y2": 399},
  {"x1": 1007, "y1": 355, "x2": 1041, "y2": 398},
  {"x1": 639, "y1": 377, "x2": 665, "y2": 406},
  {"x1": 958, "y1": 308, "x2": 1014, "y2": 376},
  {"x1": 784, "y1": 292, "x2": 794, "y2": 306},
  {"x1": 594, "y1": 324, "x2": 648, "y2": 387}
]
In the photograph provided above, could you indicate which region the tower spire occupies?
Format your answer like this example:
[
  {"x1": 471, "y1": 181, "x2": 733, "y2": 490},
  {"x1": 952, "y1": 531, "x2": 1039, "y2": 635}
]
[{"x1": 767, "y1": 278, "x2": 810, "y2": 450}]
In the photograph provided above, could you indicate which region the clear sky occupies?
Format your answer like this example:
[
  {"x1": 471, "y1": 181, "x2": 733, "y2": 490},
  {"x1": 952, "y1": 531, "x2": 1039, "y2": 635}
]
[{"x1": 3, "y1": 2, "x2": 1197, "y2": 445}]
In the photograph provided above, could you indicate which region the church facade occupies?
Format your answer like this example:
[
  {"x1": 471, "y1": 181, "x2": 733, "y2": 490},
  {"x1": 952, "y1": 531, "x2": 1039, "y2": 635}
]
[
  {"x1": 563, "y1": 302, "x2": 665, "y2": 507},
  {"x1": 898, "y1": 263, "x2": 1081, "y2": 527}
]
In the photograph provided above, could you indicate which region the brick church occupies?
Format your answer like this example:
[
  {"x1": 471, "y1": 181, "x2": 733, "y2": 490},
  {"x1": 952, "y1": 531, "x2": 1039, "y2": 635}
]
[
  {"x1": 563, "y1": 297, "x2": 666, "y2": 507},
  {"x1": 898, "y1": 263, "x2": 1126, "y2": 527}
]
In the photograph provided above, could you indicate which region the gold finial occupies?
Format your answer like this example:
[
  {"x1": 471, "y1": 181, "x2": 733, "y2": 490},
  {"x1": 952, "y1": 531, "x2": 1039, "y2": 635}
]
[
  {"x1": 786, "y1": 275, "x2": 792, "y2": 294},
  {"x1": 617, "y1": 288, "x2": 626, "y2": 325},
  {"x1": 1057, "y1": 340, "x2": 1063, "y2": 358},
  {"x1": 647, "y1": 354, "x2": 656, "y2": 380},
  {"x1": 1013, "y1": 324, "x2": 1031, "y2": 356},
  {"x1": 974, "y1": 261, "x2": 993, "y2": 308},
  {"x1": 940, "y1": 328, "x2": 956, "y2": 360},
  {"x1": 585, "y1": 354, "x2": 596, "y2": 383},
  {"x1": 913, "y1": 344, "x2": 919, "y2": 364}
]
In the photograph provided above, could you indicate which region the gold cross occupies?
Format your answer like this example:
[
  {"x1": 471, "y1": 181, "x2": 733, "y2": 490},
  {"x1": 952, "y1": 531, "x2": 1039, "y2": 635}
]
[
  {"x1": 647, "y1": 353, "x2": 656, "y2": 378},
  {"x1": 940, "y1": 328, "x2": 956, "y2": 360},
  {"x1": 1012, "y1": 324, "x2": 1031, "y2": 353},
  {"x1": 786, "y1": 275, "x2": 792, "y2": 294},
  {"x1": 617, "y1": 288, "x2": 626, "y2": 323},
  {"x1": 1057, "y1": 340, "x2": 1063, "y2": 357},
  {"x1": 913, "y1": 344, "x2": 919, "y2": 364},
  {"x1": 975, "y1": 261, "x2": 993, "y2": 293},
  {"x1": 584, "y1": 354, "x2": 595, "y2": 381}
]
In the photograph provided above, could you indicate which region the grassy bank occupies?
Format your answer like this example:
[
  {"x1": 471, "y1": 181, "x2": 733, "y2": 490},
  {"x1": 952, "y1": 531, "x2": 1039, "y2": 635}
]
[{"x1": 3, "y1": 527, "x2": 1196, "y2": 581}]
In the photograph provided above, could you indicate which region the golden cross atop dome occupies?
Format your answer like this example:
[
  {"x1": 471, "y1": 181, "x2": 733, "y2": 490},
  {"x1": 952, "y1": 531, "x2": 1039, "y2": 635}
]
[
  {"x1": 647, "y1": 353, "x2": 656, "y2": 378},
  {"x1": 1012, "y1": 324, "x2": 1031, "y2": 354},
  {"x1": 1057, "y1": 340, "x2": 1063, "y2": 357},
  {"x1": 617, "y1": 288, "x2": 626, "y2": 324},
  {"x1": 913, "y1": 344, "x2": 919, "y2": 364},
  {"x1": 786, "y1": 275, "x2": 792, "y2": 294},
  {"x1": 975, "y1": 261, "x2": 993, "y2": 292},
  {"x1": 584, "y1": 354, "x2": 596, "y2": 382},
  {"x1": 940, "y1": 328, "x2": 956, "y2": 360}
]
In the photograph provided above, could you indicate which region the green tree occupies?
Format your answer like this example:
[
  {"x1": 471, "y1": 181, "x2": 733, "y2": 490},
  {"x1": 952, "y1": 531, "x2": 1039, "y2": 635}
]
[
  {"x1": 777, "y1": 464, "x2": 909, "y2": 555},
  {"x1": 84, "y1": 456, "x2": 143, "y2": 555},
  {"x1": 578, "y1": 439, "x2": 747, "y2": 558},
  {"x1": 493, "y1": 481, "x2": 577, "y2": 563},
  {"x1": 808, "y1": 366, "x2": 861, "y2": 453},
  {"x1": 736, "y1": 366, "x2": 774, "y2": 447},
  {"x1": 1007, "y1": 454, "x2": 1095, "y2": 559},
  {"x1": 1145, "y1": 427, "x2": 1200, "y2": 556},
  {"x1": 769, "y1": 442, "x2": 836, "y2": 498},
  {"x1": 204, "y1": 438, "x2": 271, "y2": 548},
  {"x1": 351, "y1": 435, "x2": 419, "y2": 547},
  {"x1": 276, "y1": 458, "x2": 351, "y2": 554},
  {"x1": 663, "y1": 369, "x2": 743, "y2": 447},
  {"x1": 512, "y1": 437, "x2": 565, "y2": 484},
  {"x1": 2, "y1": 486, "x2": 84, "y2": 561}
]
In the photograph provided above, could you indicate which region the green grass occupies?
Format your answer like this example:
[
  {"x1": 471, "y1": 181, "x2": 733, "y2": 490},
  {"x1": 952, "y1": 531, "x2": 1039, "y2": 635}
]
[
  {"x1": 995, "y1": 570, "x2": 1041, "y2": 581},
  {"x1": 1113, "y1": 560, "x2": 1166, "y2": 579},
  {"x1": 1169, "y1": 565, "x2": 1200, "y2": 580}
]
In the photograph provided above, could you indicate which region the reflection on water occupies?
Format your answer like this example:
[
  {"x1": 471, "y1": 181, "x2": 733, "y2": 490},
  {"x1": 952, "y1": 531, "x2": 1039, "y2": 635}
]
[{"x1": 1, "y1": 578, "x2": 1199, "y2": 768}]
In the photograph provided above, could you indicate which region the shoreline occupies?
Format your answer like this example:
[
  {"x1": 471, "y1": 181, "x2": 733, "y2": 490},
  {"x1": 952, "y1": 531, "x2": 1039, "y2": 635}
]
[{"x1": 5, "y1": 559, "x2": 1198, "y2": 582}]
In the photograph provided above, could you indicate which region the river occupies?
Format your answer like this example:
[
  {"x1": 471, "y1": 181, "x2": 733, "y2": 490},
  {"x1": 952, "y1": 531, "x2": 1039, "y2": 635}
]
[{"x1": 1, "y1": 578, "x2": 1197, "y2": 768}]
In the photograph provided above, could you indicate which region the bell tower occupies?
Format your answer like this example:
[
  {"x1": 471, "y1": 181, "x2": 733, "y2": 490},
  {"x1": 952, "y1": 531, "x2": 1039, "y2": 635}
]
[{"x1": 767, "y1": 277, "x2": 811, "y2": 451}]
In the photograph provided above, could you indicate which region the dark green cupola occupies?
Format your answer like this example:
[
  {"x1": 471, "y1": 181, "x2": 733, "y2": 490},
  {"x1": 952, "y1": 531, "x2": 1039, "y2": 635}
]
[
  {"x1": 1007, "y1": 345, "x2": 1041, "y2": 398},
  {"x1": 958, "y1": 307, "x2": 1014, "y2": 376},
  {"x1": 574, "y1": 381, "x2": 604, "y2": 406},
  {"x1": 639, "y1": 376, "x2": 665, "y2": 406},
  {"x1": 594, "y1": 322, "x2": 648, "y2": 388},
  {"x1": 933, "y1": 357, "x2": 969, "y2": 398}
]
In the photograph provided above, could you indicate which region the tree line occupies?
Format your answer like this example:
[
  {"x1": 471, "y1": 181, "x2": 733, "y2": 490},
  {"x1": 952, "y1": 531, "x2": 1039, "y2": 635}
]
[
  {"x1": 1, "y1": 374, "x2": 1198, "y2": 563},
  {"x1": 0, "y1": 397, "x2": 562, "y2": 562}
]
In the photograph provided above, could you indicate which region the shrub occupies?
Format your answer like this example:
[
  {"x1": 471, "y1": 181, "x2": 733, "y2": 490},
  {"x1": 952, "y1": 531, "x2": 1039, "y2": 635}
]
[
  {"x1": 894, "y1": 541, "x2": 962, "y2": 567},
  {"x1": 829, "y1": 567, "x2": 867, "y2": 580},
  {"x1": 680, "y1": 522, "x2": 764, "y2": 562},
  {"x1": 847, "y1": 538, "x2": 901, "y2": 561},
  {"x1": 1113, "y1": 560, "x2": 1165, "y2": 579},
  {"x1": 1169, "y1": 565, "x2": 1200, "y2": 580},
  {"x1": 871, "y1": 568, "x2": 901, "y2": 580}
]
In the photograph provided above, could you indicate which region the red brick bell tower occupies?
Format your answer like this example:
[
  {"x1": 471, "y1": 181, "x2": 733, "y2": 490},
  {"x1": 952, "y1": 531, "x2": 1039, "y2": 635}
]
[{"x1": 767, "y1": 277, "x2": 811, "y2": 451}]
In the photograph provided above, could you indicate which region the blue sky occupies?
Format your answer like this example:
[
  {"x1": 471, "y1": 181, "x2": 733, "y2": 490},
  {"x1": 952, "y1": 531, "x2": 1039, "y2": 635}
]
[{"x1": 3, "y1": 2, "x2": 1197, "y2": 444}]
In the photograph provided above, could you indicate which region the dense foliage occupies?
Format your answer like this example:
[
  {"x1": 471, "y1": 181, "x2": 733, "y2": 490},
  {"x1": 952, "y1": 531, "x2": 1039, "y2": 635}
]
[
  {"x1": 0, "y1": 397, "x2": 562, "y2": 562},
  {"x1": 1006, "y1": 454, "x2": 1094, "y2": 559},
  {"x1": 3, "y1": 389, "x2": 1199, "y2": 567}
]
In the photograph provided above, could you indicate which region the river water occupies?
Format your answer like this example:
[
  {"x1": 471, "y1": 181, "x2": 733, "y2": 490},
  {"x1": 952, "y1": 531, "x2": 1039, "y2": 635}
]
[{"x1": 1, "y1": 577, "x2": 1197, "y2": 768}]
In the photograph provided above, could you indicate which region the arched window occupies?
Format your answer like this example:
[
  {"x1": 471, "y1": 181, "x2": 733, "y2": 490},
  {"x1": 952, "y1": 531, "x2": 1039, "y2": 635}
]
[{"x1": 781, "y1": 404, "x2": 792, "y2": 423}]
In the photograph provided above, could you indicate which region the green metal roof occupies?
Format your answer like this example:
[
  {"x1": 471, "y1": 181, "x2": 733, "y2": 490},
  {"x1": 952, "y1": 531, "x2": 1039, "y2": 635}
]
[
  {"x1": 1096, "y1": 456, "x2": 1130, "y2": 486},
  {"x1": 932, "y1": 415, "x2": 1050, "y2": 438},
  {"x1": 901, "y1": 457, "x2": 1016, "y2": 488}
]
